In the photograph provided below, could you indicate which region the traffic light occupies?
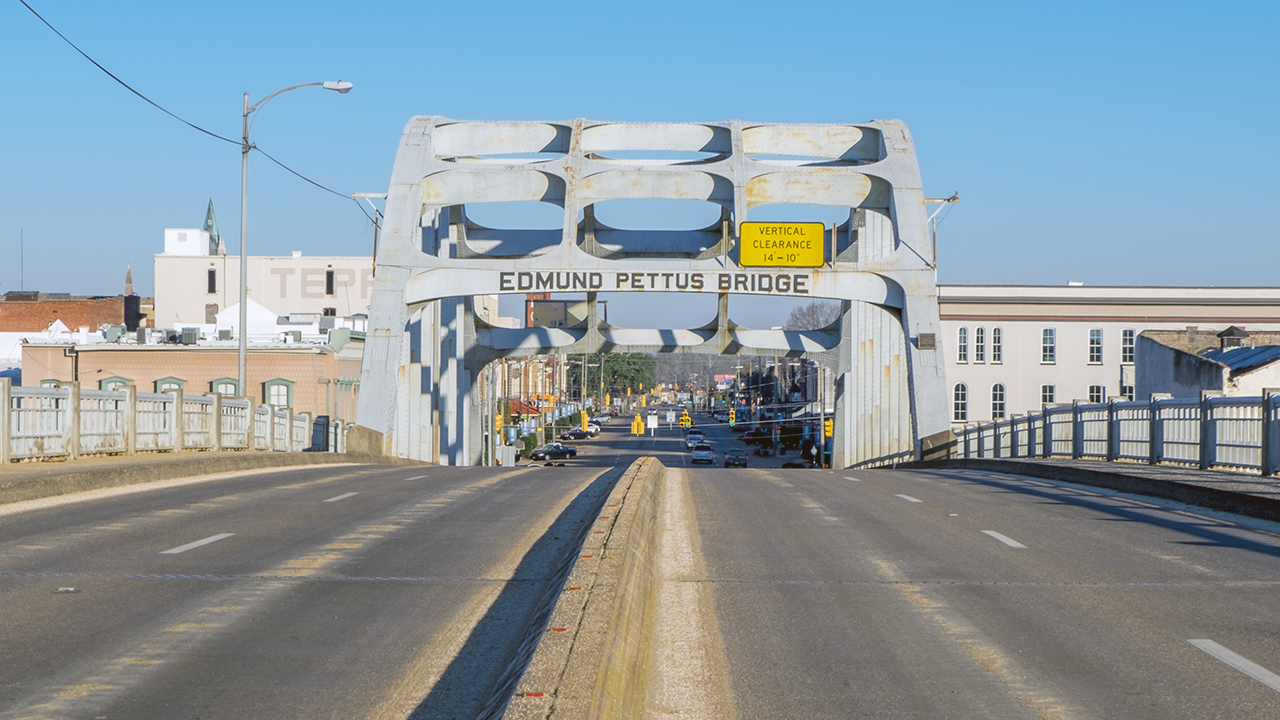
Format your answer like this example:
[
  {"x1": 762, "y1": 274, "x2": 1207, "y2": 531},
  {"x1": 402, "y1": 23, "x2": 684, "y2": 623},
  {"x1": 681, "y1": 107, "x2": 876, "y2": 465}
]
[
  {"x1": 729, "y1": 410, "x2": 736, "y2": 426},
  {"x1": 824, "y1": 418, "x2": 833, "y2": 438},
  {"x1": 581, "y1": 410, "x2": 589, "y2": 431},
  {"x1": 496, "y1": 413, "x2": 504, "y2": 433}
]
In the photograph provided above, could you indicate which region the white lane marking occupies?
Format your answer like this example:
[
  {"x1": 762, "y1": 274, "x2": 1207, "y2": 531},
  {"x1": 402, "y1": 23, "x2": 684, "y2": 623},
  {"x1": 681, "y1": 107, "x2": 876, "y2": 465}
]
[
  {"x1": 160, "y1": 533, "x2": 235, "y2": 555},
  {"x1": 1189, "y1": 639, "x2": 1280, "y2": 693},
  {"x1": 982, "y1": 530, "x2": 1028, "y2": 548},
  {"x1": 895, "y1": 494, "x2": 922, "y2": 503},
  {"x1": 844, "y1": 476, "x2": 862, "y2": 482},
  {"x1": 404, "y1": 475, "x2": 428, "y2": 481},
  {"x1": 323, "y1": 492, "x2": 359, "y2": 503}
]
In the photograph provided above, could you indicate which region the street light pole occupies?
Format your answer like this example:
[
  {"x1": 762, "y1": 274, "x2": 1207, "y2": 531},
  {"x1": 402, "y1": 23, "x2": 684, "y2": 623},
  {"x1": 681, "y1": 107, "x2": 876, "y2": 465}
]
[{"x1": 238, "y1": 80, "x2": 353, "y2": 400}]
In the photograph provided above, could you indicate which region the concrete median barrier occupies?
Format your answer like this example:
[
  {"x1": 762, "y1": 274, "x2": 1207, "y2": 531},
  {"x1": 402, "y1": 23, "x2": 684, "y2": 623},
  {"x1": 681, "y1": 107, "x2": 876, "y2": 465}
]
[{"x1": 501, "y1": 456, "x2": 664, "y2": 719}]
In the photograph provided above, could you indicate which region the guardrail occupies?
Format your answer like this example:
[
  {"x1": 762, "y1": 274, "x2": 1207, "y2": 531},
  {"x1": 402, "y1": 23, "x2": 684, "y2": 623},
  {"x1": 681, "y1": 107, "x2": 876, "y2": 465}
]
[
  {"x1": 0, "y1": 378, "x2": 348, "y2": 463},
  {"x1": 955, "y1": 391, "x2": 1280, "y2": 476}
]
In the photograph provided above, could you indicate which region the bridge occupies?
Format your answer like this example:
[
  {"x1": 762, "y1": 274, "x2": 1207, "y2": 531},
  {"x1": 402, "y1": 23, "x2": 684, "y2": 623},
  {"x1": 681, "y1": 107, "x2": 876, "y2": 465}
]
[{"x1": 355, "y1": 118, "x2": 951, "y2": 467}]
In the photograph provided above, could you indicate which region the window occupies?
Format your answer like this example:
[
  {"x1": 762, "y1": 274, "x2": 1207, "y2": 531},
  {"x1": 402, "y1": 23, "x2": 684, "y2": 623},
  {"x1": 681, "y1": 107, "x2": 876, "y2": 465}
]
[
  {"x1": 325, "y1": 269, "x2": 335, "y2": 296},
  {"x1": 99, "y1": 376, "x2": 131, "y2": 390},
  {"x1": 974, "y1": 327, "x2": 985, "y2": 363},
  {"x1": 991, "y1": 327, "x2": 1003, "y2": 364},
  {"x1": 207, "y1": 268, "x2": 217, "y2": 294},
  {"x1": 1041, "y1": 384, "x2": 1056, "y2": 405},
  {"x1": 264, "y1": 378, "x2": 294, "y2": 407},
  {"x1": 1041, "y1": 328, "x2": 1056, "y2": 363},
  {"x1": 155, "y1": 377, "x2": 186, "y2": 393},
  {"x1": 322, "y1": 307, "x2": 337, "y2": 317},
  {"x1": 991, "y1": 383, "x2": 1006, "y2": 419},
  {"x1": 1089, "y1": 385, "x2": 1105, "y2": 403},
  {"x1": 1121, "y1": 384, "x2": 1134, "y2": 401},
  {"x1": 1089, "y1": 328, "x2": 1103, "y2": 364},
  {"x1": 211, "y1": 378, "x2": 239, "y2": 395},
  {"x1": 1122, "y1": 329, "x2": 1135, "y2": 363},
  {"x1": 957, "y1": 327, "x2": 968, "y2": 363},
  {"x1": 953, "y1": 383, "x2": 968, "y2": 421}
]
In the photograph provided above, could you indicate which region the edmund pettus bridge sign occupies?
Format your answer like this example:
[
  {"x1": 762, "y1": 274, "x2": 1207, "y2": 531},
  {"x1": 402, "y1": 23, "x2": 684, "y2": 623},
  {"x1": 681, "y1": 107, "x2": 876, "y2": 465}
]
[{"x1": 356, "y1": 118, "x2": 951, "y2": 467}]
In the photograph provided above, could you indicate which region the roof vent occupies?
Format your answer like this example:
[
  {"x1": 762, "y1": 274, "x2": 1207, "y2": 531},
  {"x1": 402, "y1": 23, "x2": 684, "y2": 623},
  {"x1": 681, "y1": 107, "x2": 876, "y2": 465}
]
[{"x1": 1218, "y1": 325, "x2": 1250, "y2": 350}]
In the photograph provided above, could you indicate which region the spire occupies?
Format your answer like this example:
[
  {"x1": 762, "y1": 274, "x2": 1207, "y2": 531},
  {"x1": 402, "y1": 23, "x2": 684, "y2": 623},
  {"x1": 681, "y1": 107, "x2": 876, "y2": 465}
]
[
  {"x1": 125, "y1": 264, "x2": 134, "y2": 296},
  {"x1": 203, "y1": 199, "x2": 222, "y2": 255}
]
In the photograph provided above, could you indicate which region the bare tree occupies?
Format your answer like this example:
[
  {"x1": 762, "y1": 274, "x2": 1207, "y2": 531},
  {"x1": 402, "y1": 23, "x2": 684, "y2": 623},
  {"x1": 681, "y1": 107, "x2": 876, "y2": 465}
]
[{"x1": 786, "y1": 301, "x2": 840, "y2": 330}]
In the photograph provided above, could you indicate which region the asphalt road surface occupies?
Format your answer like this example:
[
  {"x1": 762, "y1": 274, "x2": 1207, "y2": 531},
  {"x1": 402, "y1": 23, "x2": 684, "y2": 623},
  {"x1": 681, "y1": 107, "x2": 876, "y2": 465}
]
[
  {"x1": 0, "y1": 461, "x2": 627, "y2": 719},
  {"x1": 650, "y1": 414, "x2": 1280, "y2": 719}
]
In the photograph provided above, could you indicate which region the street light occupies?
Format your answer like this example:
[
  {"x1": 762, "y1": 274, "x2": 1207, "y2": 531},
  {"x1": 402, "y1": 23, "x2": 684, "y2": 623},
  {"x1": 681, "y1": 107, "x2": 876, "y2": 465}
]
[{"x1": 238, "y1": 80, "x2": 353, "y2": 399}]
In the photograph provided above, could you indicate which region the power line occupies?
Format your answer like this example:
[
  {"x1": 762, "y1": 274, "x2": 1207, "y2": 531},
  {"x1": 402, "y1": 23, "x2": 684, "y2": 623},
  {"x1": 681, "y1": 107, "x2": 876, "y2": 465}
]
[
  {"x1": 17, "y1": 0, "x2": 238, "y2": 145},
  {"x1": 18, "y1": 0, "x2": 376, "y2": 227}
]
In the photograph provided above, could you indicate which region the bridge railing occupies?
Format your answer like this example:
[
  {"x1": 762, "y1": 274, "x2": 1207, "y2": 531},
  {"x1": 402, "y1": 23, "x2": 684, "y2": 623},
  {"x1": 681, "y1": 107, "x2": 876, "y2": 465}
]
[
  {"x1": 955, "y1": 391, "x2": 1280, "y2": 476},
  {"x1": 0, "y1": 378, "x2": 348, "y2": 463}
]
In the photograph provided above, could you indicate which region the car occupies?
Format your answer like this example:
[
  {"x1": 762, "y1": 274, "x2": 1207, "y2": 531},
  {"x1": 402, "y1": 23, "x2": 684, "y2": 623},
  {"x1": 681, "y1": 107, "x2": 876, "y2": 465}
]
[
  {"x1": 691, "y1": 443, "x2": 715, "y2": 464},
  {"x1": 559, "y1": 429, "x2": 590, "y2": 441},
  {"x1": 685, "y1": 430, "x2": 706, "y2": 449},
  {"x1": 590, "y1": 414, "x2": 611, "y2": 425},
  {"x1": 529, "y1": 442, "x2": 577, "y2": 460},
  {"x1": 741, "y1": 428, "x2": 770, "y2": 446},
  {"x1": 724, "y1": 449, "x2": 748, "y2": 467},
  {"x1": 585, "y1": 423, "x2": 601, "y2": 436}
]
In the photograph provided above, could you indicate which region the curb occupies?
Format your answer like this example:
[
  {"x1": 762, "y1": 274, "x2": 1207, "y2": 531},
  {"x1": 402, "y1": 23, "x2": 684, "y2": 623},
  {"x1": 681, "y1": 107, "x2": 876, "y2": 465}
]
[
  {"x1": 0, "y1": 451, "x2": 425, "y2": 507},
  {"x1": 903, "y1": 458, "x2": 1280, "y2": 523},
  {"x1": 501, "y1": 456, "x2": 664, "y2": 719}
]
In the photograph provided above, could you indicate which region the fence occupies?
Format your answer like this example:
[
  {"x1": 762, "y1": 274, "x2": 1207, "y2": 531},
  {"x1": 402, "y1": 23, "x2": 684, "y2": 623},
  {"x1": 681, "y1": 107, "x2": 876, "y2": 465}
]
[
  {"x1": 0, "y1": 378, "x2": 349, "y2": 463},
  {"x1": 955, "y1": 391, "x2": 1280, "y2": 476}
]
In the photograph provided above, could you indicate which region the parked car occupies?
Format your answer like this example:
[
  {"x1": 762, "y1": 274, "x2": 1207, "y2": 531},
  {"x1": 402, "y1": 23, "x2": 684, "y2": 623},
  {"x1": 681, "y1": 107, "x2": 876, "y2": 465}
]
[
  {"x1": 585, "y1": 422, "x2": 601, "y2": 436},
  {"x1": 724, "y1": 448, "x2": 748, "y2": 467},
  {"x1": 590, "y1": 414, "x2": 611, "y2": 425},
  {"x1": 741, "y1": 428, "x2": 770, "y2": 446},
  {"x1": 559, "y1": 429, "x2": 590, "y2": 441},
  {"x1": 529, "y1": 443, "x2": 578, "y2": 460},
  {"x1": 691, "y1": 443, "x2": 716, "y2": 464},
  {"x1": 685, "y1": 429, "x2": 706, "y2": 449}
]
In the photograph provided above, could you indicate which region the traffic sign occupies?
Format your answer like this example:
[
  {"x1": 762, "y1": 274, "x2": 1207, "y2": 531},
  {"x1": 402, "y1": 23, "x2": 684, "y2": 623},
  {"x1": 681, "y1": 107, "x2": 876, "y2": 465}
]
[{"x1": 739, "y1": 222, "x2": 825, "y2": 267}]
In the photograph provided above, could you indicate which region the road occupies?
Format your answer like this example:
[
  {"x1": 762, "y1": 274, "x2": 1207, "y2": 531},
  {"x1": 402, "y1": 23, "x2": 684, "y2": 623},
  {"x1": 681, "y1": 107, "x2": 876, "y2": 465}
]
[
  {"x1": 8, "y1": 412, "x2": 1280, "y2": 719},
  {"x1": 0, "y1": 461, "x2": 626, "y2": 719},
  {"x1": 650, "y1": 411, "x2": 1280, "y2": 719}
]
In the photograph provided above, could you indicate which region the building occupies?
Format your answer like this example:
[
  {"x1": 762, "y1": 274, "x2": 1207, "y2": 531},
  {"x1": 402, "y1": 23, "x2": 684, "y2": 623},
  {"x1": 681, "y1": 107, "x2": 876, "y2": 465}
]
[
  {"x1": 939, "y1": 285, "x2": 1280, "y2": 427},
  {"x1": 22, "y1": 334, "x2": 363, "y2": 421},
  {"x1": 1136, "y1": 327, "x2": 1280, "y2": 400},
  {"x1": 0, "y1": 291, "x2": 142, "y2": 332}
]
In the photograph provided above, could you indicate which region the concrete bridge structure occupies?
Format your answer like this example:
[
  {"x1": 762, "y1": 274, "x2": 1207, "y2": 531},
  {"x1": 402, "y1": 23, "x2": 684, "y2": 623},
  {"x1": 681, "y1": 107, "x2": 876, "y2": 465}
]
[{"x1": 356, "y1": 118, "x2": 953, "y2": 467}]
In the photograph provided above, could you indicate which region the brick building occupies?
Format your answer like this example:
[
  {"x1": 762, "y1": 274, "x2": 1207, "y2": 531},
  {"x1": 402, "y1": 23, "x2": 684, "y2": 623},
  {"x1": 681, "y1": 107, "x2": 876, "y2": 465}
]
[{"x1": 0, "y1": 291, "x2": 142, "y2": 332}]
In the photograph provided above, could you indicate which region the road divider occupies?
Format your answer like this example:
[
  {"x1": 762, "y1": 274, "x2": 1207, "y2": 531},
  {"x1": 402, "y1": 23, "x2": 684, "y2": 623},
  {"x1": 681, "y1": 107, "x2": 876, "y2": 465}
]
[{"x1": 498, "y1": 456, "x2": 664, "y2": 719}]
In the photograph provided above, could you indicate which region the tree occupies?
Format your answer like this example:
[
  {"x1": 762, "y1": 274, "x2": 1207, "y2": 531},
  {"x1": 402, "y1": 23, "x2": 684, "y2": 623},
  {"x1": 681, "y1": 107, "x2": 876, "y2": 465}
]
[
  {"x1": 565, "y1": 352, "x2": 656, "y2": 401},
  {"x1": 786, "y1": 300, "x2": 840, "y2": 330}
]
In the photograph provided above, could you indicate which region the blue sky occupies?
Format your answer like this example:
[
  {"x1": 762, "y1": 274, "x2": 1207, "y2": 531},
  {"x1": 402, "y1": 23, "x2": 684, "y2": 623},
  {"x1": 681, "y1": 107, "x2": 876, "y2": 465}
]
[{"x1": 1, "y1": 0, "x2": 1276, "y2": 326}]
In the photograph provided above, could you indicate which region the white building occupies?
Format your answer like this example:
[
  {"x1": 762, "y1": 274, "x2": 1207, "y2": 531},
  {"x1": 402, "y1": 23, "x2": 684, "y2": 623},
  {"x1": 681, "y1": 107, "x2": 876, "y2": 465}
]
[{"x1": 939, "y1": 285, "x2": 1280, "y2": 428}]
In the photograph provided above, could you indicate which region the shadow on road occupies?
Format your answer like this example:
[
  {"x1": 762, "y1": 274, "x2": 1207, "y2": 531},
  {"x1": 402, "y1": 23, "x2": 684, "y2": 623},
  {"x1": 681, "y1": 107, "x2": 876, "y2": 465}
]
[{"x1": 407, "y1": 464, "x2": 627, "y2": 719}]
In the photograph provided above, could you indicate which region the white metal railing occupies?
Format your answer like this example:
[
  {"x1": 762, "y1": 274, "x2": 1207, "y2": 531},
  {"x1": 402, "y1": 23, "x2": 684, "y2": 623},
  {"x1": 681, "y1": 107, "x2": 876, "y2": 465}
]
[
  {"x1": 955, "y1": 391, "x2": 1280, "y2": 476},
  {"x1": 0, "y1": 378, "x2": 350, "y2": 464}
]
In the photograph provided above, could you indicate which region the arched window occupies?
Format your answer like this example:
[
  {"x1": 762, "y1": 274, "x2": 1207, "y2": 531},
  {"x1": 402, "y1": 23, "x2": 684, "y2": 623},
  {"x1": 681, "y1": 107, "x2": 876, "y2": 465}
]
[
  {"x1": 991, "y1": 327, "x2": 1003, "y2": 363},
  {"x1": 957, "y1": 327, "x2": 969, "y2": 363},
  {"x1": 99, "y1": 376, "x2": 131, "y2": 391},
  {"x1": 974, "y1": 327, "x2": 985, "y2": 363},
  {"x1": 264, "y1": 378, "x2": 294, "y2": 408},
  {"x1": 211, "y1": 378, "x2": 239, "y2": 396},
  {"x1": 991, "y1": 383, "x2": 1006, "y2": 419},
  {"x1": 953, "y1": 383, "x2": 968, "y2": 422},
  {"x1": 155, "y1": 377, "x2": 185, "y2": 393}
]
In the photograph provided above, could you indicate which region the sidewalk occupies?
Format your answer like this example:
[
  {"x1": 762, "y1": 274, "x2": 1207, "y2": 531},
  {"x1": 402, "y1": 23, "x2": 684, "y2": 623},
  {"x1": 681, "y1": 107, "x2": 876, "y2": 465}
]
[
  {"x1": 906, "y1": 456, "x2": 1280, "y2": 523},
  {"x1": 0, "y1": 450, "x2": 423, "y2": 506}
]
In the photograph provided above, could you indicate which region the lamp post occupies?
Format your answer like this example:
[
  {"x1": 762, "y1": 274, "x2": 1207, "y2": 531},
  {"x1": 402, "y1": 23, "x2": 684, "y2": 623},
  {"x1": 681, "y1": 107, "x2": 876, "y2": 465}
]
[{"x1": 238, "y1": 80, "x2": 353, "y2": 399}]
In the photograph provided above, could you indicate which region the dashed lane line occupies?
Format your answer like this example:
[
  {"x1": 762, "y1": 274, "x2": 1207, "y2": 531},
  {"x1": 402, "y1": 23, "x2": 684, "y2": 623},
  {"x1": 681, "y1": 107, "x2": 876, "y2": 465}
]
[
  {"x1": 1189, "y1": 639, "x2": 1280, "y2": 693},
  {"x1": 844, "y1": 476, "x2": 862, "y2": 482},
  {"x1": 895, "y1": 494, "x2": 922, "y2": 503},
  {"x1": 981, "y1": 530, "x2": 1028, "y2": 549},
  {"x1": 323, "y1": 492, "x2": 359, "y2": 503},
  {"x1": 160, "y1": 533, "x2": 235, "y2": 555}
]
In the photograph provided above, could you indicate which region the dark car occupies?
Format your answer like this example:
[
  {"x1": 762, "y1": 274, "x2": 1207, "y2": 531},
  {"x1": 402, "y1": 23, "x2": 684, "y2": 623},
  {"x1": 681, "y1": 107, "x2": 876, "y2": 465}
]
[
  {"x1": 741, "y1": 428, "x2": 770, "y2": 446},
  {"x1": 723, "y1": 448, "x2": 748, "y2": 467},
  {"x1": 529, "y1": 443, "x2": 577, "y2": 460},
  {"x1": 559, "y1": 429, "x2": 591, "y2": 440}
]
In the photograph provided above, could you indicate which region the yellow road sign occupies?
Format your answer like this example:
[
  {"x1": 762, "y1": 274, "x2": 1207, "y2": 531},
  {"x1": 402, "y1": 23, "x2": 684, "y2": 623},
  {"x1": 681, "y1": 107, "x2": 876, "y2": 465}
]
[{"x1": 739, "y1": 222, "x2": 825, "y2": 267}]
